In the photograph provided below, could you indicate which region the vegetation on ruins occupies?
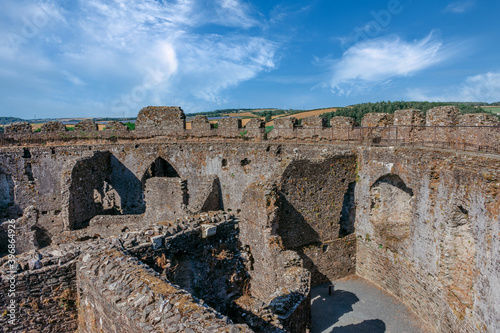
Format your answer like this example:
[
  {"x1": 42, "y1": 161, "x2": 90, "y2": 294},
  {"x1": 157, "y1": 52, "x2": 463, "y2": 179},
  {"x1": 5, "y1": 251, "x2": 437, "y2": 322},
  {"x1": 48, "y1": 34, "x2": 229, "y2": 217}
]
[{"x1": 124, "y1": 122, "x2": 135, "y2": 130}]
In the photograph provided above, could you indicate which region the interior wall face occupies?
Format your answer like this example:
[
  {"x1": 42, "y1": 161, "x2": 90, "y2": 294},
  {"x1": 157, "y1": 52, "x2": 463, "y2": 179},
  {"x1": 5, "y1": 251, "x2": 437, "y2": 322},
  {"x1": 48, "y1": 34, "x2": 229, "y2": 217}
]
[{"x1": 355, "y1": 147, "x2": 500, "y2": 333}]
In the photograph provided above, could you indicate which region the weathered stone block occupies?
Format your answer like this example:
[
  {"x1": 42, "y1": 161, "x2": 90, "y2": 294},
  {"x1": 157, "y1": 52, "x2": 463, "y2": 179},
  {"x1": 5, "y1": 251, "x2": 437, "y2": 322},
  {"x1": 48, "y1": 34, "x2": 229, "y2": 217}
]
[
  {"x1": 201, "y1": 224, "x2": 217, "y2": 238},
  {"x1": 41, "y1": 121, "x2": 66, "y2": 132},
  {"x1": 191, "y1": 115, "x2": 211, "y2": 130},
  {"x1": 136, "y1": 106, "x2": 186, "y2": 131},
  {"x1": 245, "y1": 118, "x2": 265, "y2": 128},
  {"x1": 426, "y1": 106, "x2": 460, "y2": 126},
  {"x1": 330, "y1": 116, "x2": 357, "y2": 128},
  {"x1": 302, "y1": 116, "x2": 326, "y2": 128},
  {"x1": 458, "y1": 113, "x2": 500, "y2": 126},
  {"x1": 5, "y1": 122, "x2": 32, "y2": 133},
  {"x1": 361, "y1": 113, "x2": 394, "y2": 127},
  {"x1": 218, "y1": 118, "x2": 242, "y2": 129},
  {"x1": 151, "y1": 235, "x2": 164, "y2": 249},
  {"x1": 75, "y1": 120, "x2": 98, "y2": 132},
  {"x1": 393, "y1": 109, "x2": 425, "y2": 126},
  {"x1": 274, "y1": 117, "x2": 297, "y2": 129},
  {"x1": 104, "y1": 121, "x2": 128, "y2": 131}
]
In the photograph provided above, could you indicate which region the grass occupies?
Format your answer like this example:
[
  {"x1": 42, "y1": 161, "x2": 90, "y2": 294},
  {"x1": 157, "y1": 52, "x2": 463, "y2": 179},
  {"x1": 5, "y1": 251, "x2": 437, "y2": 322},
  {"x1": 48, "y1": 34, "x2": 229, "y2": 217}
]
[{"x1": 483, "y1": 106, "x2": 500, "y2": 114}]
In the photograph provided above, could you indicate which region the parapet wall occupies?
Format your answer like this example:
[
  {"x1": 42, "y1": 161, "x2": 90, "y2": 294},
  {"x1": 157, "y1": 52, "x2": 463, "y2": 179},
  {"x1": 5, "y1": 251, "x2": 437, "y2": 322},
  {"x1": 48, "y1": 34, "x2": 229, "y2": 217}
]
[{"x1": 1, "y1": 107, "x2": 499, "y2": 155}]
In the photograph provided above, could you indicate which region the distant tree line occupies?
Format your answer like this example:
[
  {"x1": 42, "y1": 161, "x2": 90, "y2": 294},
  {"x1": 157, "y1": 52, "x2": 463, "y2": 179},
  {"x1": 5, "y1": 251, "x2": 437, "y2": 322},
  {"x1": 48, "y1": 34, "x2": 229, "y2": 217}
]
[{"x1": 321, "y1": 101, "x2": 497, "y2": 124}]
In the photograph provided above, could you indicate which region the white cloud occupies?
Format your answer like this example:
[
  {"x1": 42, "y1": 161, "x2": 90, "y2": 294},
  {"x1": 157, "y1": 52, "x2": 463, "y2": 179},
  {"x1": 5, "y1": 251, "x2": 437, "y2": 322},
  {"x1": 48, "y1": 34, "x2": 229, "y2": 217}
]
[
  {"x1": 215, "y1": 0, "x2": 258, "y2": 28},
  {"x1": 327, "y1": 32, "x2": 449, "y2": 96},
  {"x1": 408, "y1": 72, "x2": 500, "y2": 103},
  {"x1": 444, "y1": 1, "x2": 475, "y2": 14},
  {"x1": 0, "y1": 0, "x2": 277, "y2": 117}
]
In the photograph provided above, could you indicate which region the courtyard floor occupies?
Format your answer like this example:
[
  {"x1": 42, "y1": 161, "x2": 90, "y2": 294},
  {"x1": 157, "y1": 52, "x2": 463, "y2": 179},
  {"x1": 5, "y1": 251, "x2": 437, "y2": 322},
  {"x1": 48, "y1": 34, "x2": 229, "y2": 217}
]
[{"x1": 311, "y1": 275, "x2": 432, "y2": 333}]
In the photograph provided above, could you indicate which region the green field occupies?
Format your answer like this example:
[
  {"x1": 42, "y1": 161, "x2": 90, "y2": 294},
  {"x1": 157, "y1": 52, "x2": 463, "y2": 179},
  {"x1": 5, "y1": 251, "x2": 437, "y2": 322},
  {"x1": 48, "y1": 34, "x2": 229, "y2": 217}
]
[{"x1": 484, "y1": 106, "x2": 500, "y2": 114}]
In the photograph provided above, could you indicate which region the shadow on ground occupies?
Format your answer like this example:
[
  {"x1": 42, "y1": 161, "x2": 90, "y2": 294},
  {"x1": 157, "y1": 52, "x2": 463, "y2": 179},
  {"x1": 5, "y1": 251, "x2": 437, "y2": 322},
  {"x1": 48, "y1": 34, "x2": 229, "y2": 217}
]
[
  {"x1": 311, "y1": 284, "x2": 388, "y2": 333},
  {"x1": 330, "y1": 319, "x2": 386, "y2": 333}
]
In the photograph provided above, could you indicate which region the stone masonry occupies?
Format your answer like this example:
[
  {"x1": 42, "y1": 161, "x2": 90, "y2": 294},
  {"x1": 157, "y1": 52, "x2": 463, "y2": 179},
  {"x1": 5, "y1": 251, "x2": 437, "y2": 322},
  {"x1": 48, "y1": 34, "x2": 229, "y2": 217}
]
[{"x1": 1, "y1": 105, "x2": 500, "y2": 333}]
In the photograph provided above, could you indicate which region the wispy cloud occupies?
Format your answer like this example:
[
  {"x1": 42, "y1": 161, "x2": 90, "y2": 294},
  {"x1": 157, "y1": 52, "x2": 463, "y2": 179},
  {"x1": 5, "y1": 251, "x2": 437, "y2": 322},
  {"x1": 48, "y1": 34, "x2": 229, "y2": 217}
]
[
  {"x1": 444, "y1": 1, "x2": 476, "y2": 14},
  {"x1": 326, "y1": 32, "x2": 450, "y2": 96},
  {"x1": 408, "y1": 72, "x2": 500, "y2": 103},
  {"x1": 0, "y1": 0, "x2": 277, "y2": 116}
]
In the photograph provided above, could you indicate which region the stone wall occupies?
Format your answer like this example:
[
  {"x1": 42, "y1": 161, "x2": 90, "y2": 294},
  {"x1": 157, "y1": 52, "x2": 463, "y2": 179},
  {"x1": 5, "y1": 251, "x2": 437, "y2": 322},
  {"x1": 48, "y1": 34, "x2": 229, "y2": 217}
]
[
  {"x1": 143, "y1": 177, "x2": 189, "y2": 223},
  {"x1": 0, "y1": 242, "x2": 90, "y2": 332},
  {"x1": 276, "y1": 155, "x2": 357, "y2": 285},
  {"x1": 355, "y1": 147, "x2": 500, "y2": 333},
  {"x1": 78, "y1": 243, "x2": 251, "y2": 333},
  {"x1": 426, "y1": 106, "x2": 461, "y2": 126},
  {"x1": 240, "y1": 182, "x2": 311, "y2": 332},
  {"x1": 64, "y1": 151, "x2": 111, "y2": 229},
  {"x1": 361, "y1": 113, "x2": 394, "y2": 127}
]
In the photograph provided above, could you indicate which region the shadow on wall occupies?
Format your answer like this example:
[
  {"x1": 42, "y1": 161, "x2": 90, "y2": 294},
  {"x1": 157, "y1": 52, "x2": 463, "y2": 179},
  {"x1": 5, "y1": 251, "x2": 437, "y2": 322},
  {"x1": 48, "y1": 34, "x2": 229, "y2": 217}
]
[
  {"x1": 68, "y1": 152, "x2": 150, "y2": 229},
  {"x1": 0, "y1": 170, "x2": 22, "y2": 255},
  {"x1": 279, "y1": 193, "x2": 330, "y2": 285},
  {"x1": 141, "y1": 156, "x2": 180, "y2": 190},
  {"x1": 0, "y1": 171, "x2": 22, "y2": 222},
  {"x1": 339, "y1": 182, "x2": 356, "y2": 237},
  {"x1": 109, "y1": 155, "x2": 145, "y2": 214}
]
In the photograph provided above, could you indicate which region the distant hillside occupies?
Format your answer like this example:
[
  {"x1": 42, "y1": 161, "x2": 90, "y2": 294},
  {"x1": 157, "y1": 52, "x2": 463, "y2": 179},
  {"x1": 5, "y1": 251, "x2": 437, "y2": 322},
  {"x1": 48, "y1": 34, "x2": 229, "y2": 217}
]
[{"x1": 0, "y1": 117, "x2": 26, "y2": 125}]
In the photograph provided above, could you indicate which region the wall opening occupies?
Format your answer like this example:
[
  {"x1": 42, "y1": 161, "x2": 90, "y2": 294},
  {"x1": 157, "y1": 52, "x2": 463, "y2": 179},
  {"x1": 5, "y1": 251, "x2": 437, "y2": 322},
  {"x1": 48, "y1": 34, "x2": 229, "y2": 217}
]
[
  {"x1": 339, "y1": 182, "x2": 356, "y2": 237},
  {"x1": 369, "y1": 174, "x2": 413, "y2": 253},
  {"x1": 141, "y1": 157, "x2": 179, "y2": 189}
]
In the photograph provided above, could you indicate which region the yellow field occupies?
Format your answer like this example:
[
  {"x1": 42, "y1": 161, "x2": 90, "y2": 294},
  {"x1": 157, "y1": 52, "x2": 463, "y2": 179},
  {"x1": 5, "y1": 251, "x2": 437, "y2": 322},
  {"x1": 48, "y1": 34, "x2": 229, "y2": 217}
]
[{"x1": 266, "y1": 108, "x2": 338, "y2": 126}]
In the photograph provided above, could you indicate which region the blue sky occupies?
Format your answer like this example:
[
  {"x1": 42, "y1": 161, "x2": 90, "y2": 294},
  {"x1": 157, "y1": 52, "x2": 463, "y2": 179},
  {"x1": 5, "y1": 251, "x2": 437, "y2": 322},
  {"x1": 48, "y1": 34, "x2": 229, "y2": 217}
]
[{"x1": 1, "y1": 0, "x2": 499, "y2": 119}]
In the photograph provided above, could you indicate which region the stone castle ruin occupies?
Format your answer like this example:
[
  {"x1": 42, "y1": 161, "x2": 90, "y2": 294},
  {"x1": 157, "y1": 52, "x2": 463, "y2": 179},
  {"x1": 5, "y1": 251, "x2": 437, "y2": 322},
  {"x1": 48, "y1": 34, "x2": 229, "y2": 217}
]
[{"x1": 0, "y1": 106, "x2": 499, "y2": 332}]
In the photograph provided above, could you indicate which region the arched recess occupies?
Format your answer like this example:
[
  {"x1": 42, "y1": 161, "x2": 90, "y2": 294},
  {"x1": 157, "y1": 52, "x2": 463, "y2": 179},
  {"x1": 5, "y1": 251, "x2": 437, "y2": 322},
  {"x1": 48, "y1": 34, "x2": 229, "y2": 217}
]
[
  {"x1": 141, "y1": 156, "x2": 180, "y2": 189},
  {"x1": 369, "y1": 174, "x2": 414, "y2": 253},
  {"x1": 0, "y1": 169, "x2": 21, "y2": 222}
]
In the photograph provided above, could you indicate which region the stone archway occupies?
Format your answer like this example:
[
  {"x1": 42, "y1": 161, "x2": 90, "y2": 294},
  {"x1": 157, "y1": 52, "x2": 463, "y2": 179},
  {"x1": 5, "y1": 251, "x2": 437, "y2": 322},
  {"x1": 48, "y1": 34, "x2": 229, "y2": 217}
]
[
  {"x1": 369, "y1": 174, "x2": 414, "y2": 253},
  {"x1": 141, "y1": 156, "x2": 180, "y2": 189}
]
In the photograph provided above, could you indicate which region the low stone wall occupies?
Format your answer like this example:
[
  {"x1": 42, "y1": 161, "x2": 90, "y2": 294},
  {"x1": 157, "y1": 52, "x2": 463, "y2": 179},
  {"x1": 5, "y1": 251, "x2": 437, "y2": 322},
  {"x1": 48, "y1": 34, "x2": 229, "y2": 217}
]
[
  {"x1": 74, "y1": 211, "x2": 311, "y2": 332},
  {"x1": 0, "y1": 242, "x2": 93, "y2": 332},
  {"x1": 78, "y1": 245, "x2": 251, "y2": 333}
]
